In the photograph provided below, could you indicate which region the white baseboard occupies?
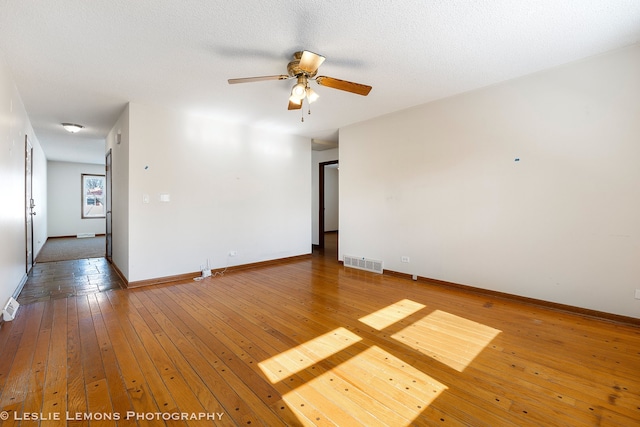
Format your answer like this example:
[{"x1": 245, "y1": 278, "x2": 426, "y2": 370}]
[{"x1": 12, "y1": 273, "x2": 28, "y2": 299}]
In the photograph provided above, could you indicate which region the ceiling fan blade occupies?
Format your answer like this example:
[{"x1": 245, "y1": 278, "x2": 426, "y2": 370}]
[
  {"x1": 228, "y1": 75, "x2": 289, "y2": 84},
  {"x1": 288, "y1": 99, "x2": 302, "y2": 110},
  {"x1": 316, "y1": 76, "x2": 372, "y2": 96},
  {"x1": 299, "y1": 51, "x2": 325, "y2": 74}
]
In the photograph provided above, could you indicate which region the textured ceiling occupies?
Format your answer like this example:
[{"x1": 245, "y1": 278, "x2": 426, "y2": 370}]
[{"x1": 1, "y1": 0, "x2": 639, "y2": 164}]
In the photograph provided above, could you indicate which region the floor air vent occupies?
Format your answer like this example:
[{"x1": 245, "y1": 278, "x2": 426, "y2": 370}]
[
  {"x1": 3, "y1": 297, "x2": 19, "y2": 321},
  {"x1": 343, "y1": 255, "x2": 383, "y2": 274}
]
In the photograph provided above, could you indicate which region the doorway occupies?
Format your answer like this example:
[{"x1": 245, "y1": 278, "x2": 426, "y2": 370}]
[
  {"x1": 318, "y1": 160, "x2": 339, "y2": 250},
  {"x1": 105, "y1": 149, "x2": 112, "y2": 262}
]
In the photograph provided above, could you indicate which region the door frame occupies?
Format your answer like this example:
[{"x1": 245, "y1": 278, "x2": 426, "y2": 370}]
[
  {"x1": 318, "y1": 160, "x2": 338, "y2": 249},
  {"x1": 25, "y1": 135, "x2": 34, "y2": 273},
  {"x1": 105, "y1": 149, "x2": 113, "y2": 263}
]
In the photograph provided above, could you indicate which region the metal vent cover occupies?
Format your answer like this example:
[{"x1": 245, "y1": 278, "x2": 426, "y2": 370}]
[
  {"x1": 343, "y1": 255, "x2": 383, "y2": 274},
  {"x1": 2, "y1": 297, "x2": 20, "y2": 321}
]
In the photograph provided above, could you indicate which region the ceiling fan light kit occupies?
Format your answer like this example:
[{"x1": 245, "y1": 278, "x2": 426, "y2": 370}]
[
  {"x1": 228, "y1": 50, "x2": 372, "y2": 120},
  {"x1": 290, "y1": 77, "x2": 307, "y2": 100},
  {"x1": 288, "y1": 95, "x2": 302, "y2": 105},
  {"x1": 306, "y1": 87, "x2": 319, "y2": 103}
]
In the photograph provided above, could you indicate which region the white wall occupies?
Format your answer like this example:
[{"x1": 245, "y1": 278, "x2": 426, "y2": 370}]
[
  {"x1": 0, "y1": 52, "x2": 47, "y2": 310},
  {"x1": 122, "y1": 102, "x2": 311, "y2": 283},
  {"x1": 311, "y1": 148, "x2": 339, "y2": 245},
  {"x1": 340, "y1": 44, "x2": 640, "y2": 318},
  {"x1": 324, "y1": 166, "x2": 339, "y2": 232},
  {"x1": 47, "y1": 161, "x2": 106, "y2": 237}
]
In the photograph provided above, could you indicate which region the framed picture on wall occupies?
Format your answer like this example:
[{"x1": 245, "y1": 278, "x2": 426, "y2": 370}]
[{"x1": 81, "y1": 173, "x2": 106, "y2": 218}]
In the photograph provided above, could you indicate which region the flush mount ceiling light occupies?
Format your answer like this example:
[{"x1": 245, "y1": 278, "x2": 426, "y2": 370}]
[{"x1": 61, "y1": 123, "x2": 84, "y2": 133}]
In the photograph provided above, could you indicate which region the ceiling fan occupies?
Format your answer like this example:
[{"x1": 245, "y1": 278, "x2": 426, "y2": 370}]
[{"x1": 228, "y1": 50, "x2": 372, "y2": 113}]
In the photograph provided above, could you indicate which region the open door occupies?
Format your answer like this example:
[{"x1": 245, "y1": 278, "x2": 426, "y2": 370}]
[
  {"x1": 105, "y1": 149, "x2": 113, "y2": 262},
  {"x1": 25, "y1": 136, "x2": 35, "y2": 273}
]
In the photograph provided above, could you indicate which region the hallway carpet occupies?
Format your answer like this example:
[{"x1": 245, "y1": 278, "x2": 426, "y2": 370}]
[{"x1": 35, "y1": 235, "x2": 105, "y2": 263}]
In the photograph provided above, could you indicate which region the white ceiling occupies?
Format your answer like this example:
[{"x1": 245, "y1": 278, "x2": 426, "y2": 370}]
[{"x1": 1, "y1": 1, "x2": 639, "y2": 165}]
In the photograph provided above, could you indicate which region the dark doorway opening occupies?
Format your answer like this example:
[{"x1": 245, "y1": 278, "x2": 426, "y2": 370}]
[{"x1": 318, "y1": 160, "x2": 338, "y2": 249}]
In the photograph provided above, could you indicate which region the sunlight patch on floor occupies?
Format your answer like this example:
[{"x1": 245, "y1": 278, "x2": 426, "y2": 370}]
[
  {"x1": 359, "y1": 299, "x2": 426, "y2": 330},
  {"x1": 259, "y1": 327, "x2": 362, "y2": 383},
  {"x1": 392, "y1": 309, "x2": 501, "y2": 372},
  {"x1": 282, "y1": 345, "x2": 448, "y2": 426},
  {"x1": 260, "y1": 301, "x2": 497, "y2": 425}
]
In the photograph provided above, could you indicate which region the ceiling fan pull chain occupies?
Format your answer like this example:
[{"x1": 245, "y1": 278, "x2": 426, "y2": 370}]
[{"x1": 301, "y1": 106, "x2": 304, "y2": 122}]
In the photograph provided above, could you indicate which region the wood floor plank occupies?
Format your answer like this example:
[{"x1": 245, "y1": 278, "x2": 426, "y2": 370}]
[
  {"x1": 40, "y1": 298, "x2": 69, "y2": 427},
  {"x1": 94, "y1": 292, "x2": 173, "y2": 427},
  {"x1": 470, "y1": 344, "x2": 639, "y2": 422},
  {"x1": 275, "y1": 343, "x2": 415, "y2": 426},
  {"x1": 0, "y1": 301, "x2": 32, "y2": 383},
  {"x1": 65, "y1": 297, "x2": 88, "y2": 427},
  {"x1": 87, "y1": 293, "x2": 137, "y2": 426},
  {"x1": 0, "y1": 303, "x2": 45, "y2": 427},
  {"x1": 104, "y1": 290, "x2": 187, "y2": 427},
  {"x1": 130, "y1": 291, "x2": 243, "y2": 426},
  {"x1": 126, "y1": 299, "x2": 210, "y2": 425},
  {"x1": 21, "y1": 301, "x2": 54, "y2": 425},
  {"x1": 152, "y1": 284, "x2": 316, "y2": 426},
  {"x1": 149, "y1": 285, "x2": 292, "y2": 425}
]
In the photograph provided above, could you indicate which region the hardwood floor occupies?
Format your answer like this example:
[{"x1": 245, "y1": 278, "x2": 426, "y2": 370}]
[
  {"x1": 17, "y1": 258, "x2": 123, "y2": 305},
  {"x1": 1, "y1": 236, "x2": 639, "y2": 426}
]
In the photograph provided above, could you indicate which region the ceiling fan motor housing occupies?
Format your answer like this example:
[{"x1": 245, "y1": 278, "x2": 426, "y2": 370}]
[{"x1": 287, "y1": 51, "x2": 318, "y2": 78}]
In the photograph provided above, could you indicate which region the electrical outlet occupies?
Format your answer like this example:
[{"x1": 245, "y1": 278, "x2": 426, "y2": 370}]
[
  {"x1": 229, "y1": 250, "x2": 238, "y2": 257},
  {"x1": 635, "y1": 289, "x2": 640, "y2": 300},
  {"x1": 401, "y1": 256, "x2": 410, "y2": 263}
]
